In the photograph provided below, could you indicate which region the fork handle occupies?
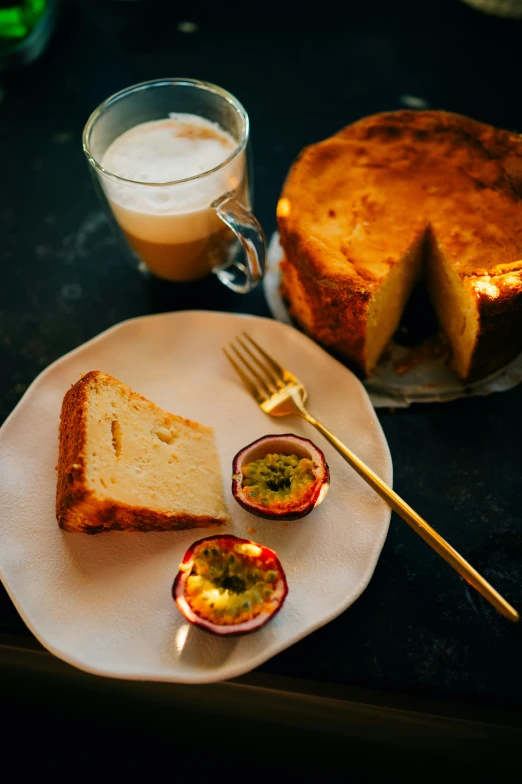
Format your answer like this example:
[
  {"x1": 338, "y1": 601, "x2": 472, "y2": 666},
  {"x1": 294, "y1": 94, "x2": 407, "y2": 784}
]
[{"x1": 304, "y1": 412, "x2": 519, "y2": 622}]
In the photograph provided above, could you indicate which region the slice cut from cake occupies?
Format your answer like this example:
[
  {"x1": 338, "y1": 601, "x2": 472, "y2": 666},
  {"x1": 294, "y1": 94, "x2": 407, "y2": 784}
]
[
  {"x1": 56, "y1": 371, "x2": 230, "y2": 533},
  {"x1": 278, "y1": 110, "x2": 522, "y2": 381}
]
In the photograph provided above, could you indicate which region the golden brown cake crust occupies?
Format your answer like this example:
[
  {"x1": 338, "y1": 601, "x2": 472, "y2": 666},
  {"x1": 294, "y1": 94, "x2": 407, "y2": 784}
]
[
  {"x1": 279, "y1": 110, "x2": 522, "y2": 279},
  {"x1": 470, "y1": 274, "x2": 522, "y2": 380},
  {"x1": 280, "y1": 257, "x2": 372, "y2": 373},
  {"x1": 56, "y1": 371, "x2": 91, "y2": 530},
  {"x1": 278, "y1": 110, "x2": 522, "y2": 380},
  {"x1": 56, "y1": 371, "x2": 227, "y2": 534}
]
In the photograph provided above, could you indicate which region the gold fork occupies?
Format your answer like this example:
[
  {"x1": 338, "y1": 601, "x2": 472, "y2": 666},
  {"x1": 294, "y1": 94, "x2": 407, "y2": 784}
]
[{"x1": 224, "y1": 332, "x2": 519, "y2": 623}]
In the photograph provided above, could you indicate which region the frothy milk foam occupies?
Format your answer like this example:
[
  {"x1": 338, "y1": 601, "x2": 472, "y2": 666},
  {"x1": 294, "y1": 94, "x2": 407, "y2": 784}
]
[{"x1": 100, "y1": 114, "x2": 245, "y2": 280}]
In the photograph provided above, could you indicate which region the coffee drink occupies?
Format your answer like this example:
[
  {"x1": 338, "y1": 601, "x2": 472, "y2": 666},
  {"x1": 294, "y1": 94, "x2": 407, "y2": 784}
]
[
  {"x1": 84, "y1": 79, "x2": 265, "y2": 292},
  {"x1": 100, "y1": 114, "x2": 246, "y2": 281}
]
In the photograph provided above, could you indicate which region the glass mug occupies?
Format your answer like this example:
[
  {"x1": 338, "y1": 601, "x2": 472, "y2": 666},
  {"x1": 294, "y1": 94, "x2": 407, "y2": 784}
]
[{"x1": 82, "y1": 78, "x2": 266, "y2": 293}]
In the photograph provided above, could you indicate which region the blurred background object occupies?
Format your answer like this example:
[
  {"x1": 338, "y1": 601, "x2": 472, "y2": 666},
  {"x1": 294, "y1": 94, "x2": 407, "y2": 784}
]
[
  {"x1": 0, "y1": 0, "x2": 59, "y2": 68},
  {"x1": 461, "y1": 0, "x2": 522, "y2": 17}
]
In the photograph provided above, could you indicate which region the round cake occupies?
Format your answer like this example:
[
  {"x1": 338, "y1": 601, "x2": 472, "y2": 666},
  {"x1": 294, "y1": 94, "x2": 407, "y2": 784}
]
[{"x1": 277, "y1": 110, "x2": 522, "y2": 381}]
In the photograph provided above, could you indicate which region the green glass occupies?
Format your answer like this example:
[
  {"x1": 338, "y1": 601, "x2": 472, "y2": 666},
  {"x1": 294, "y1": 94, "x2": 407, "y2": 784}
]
[{"x1": 0, "y1": 0, "x2": 46, "y2": 40}]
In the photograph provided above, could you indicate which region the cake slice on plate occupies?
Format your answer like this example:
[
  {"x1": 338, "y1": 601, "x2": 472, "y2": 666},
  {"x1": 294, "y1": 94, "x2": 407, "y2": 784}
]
[{"x1": 56, "y1": 370, "x2": 230, "y2": 534}]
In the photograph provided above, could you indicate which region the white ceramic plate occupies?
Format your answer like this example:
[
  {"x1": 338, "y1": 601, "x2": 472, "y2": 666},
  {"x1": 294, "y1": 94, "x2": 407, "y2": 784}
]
[{"x1": 0, "y1": 311, "x2": 391, "y2": 683}]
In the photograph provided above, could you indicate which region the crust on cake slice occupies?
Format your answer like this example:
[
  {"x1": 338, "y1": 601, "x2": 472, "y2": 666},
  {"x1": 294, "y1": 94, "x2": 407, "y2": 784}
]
[{"x1": 56, "y1": 370, "x2": 230, "y2": 534}]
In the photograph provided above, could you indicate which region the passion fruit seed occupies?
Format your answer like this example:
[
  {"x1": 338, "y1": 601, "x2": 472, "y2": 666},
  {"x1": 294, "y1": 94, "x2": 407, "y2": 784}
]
[
  {"x1": 232, "y1": 434, "x2": 330, "y2": 521},
  {"x1": 184, "y1": 540, "x2": 282, "y2": 626},
  {"x1": 242, "y1": 453, "x2": 315, "y2": 506}
]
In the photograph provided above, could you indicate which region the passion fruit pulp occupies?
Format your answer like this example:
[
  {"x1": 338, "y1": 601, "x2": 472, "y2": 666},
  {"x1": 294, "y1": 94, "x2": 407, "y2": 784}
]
[
  {"x1": 173, "y1": 535, "x2": 288, "y2": 635},
  {"x1": 232, "y1": 434, "x2": 330, "y2": 521}
]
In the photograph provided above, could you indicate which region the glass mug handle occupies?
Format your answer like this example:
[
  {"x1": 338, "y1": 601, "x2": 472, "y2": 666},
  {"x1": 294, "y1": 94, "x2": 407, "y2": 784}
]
[{"x1": 211, "y1": 192, "x2": 266, "y2": 294}]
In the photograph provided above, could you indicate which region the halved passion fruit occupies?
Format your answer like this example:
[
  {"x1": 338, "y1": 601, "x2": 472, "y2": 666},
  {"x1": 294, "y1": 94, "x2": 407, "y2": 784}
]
[
  {"x1": 173, "y1": 535, "x2": 288, "y2": 635},
  {"x1": 232, "y1": 434, "x2": 330, "y2": 521}
]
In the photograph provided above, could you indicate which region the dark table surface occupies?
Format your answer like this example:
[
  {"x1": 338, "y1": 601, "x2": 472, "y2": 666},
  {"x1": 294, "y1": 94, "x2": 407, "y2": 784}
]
[{"x1": 1, "y1": 0, "x2": 522, "y2": 761}]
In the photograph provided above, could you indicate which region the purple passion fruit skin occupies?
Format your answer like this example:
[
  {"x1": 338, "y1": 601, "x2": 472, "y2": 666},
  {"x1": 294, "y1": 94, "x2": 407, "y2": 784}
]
[
  {"x1": 173, "y1": 535, "x2": 288, "y2": 636},
  {"x1": 232, "y1": 434, "x2": 330, "y2": 521}
]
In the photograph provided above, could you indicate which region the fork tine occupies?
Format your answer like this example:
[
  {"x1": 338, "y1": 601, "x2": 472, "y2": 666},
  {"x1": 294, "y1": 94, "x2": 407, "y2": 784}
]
[
  {"x1": 222, "y1": 348, "x2": 267, "y2": 403},
  {"x1": 229, "y1": 343, "x2": 273, "y2": 398},
  {"x1": 242, "y1": 332, "x2": 287, "y2": 381},
  {"x1": 235, "y1": 336, "x2": 282, "y2": 392}
]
